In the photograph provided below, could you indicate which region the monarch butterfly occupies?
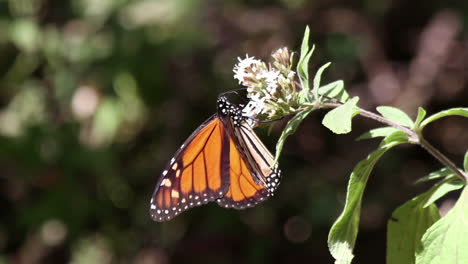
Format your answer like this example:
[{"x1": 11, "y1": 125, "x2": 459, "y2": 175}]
[{"x1": 149, "y1": 96, "x2": 281, "y2": 222}]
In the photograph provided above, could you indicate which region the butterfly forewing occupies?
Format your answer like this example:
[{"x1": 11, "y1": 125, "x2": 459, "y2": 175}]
[{"x1": 150, "y1": 115, "x2": 230, "y2": 222}]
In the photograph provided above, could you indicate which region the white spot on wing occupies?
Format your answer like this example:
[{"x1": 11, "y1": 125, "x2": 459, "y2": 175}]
[
  {"x1": 160, "y1": 178, "x2": 172, "y2": 187},
  {"x1": 165, "y1": 179, "x2": 172, "y2": 187}
]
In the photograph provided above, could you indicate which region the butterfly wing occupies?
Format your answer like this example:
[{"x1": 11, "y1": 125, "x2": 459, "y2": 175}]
[
  {"x1": 216, "y1": 120, "x2": 281, "y2": 209},
  {"x1": 235, "y1": 122, "x2": 281, "y2": 193},
  {"x1": 150, "y1": 115, "x2": 230, "y2": 222},
  {"x1": 150, "y1": 96, "x2": 282, "y2": 221}
]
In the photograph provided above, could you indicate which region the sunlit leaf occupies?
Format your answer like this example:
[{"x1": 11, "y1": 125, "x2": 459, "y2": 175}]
[
  {"x1": 319, "y1": 80, "x2": 349, "y2": 102},
  {"x1": 322, "y1": 97, "x2": 360, "y2": 134},
  {"x1": 387, "y1": 193, "x2": 440, "y2": 264},
  {"x1": 328, "y1": 131, "x2": 408, "y2": 264},
  {"x1": 376, "y1": 106, "x2": 414, "y2": 128},
  {"x1": 297, "y1": 26, "x2": 314, "y2": 94},
  {"x1": 416, "y1": 186, "x2": 468, "y2": 264},
  {"x1": 419, "y1": 108, "x2": 468, "y2": 130},
  {"x1": 356, "y1": 127, "x2": 399, "y2": 141},
  {"x1": 414, "y1": 107, "x2": 427, "y2": 129},
  {"x1": 422, "y1": 178, "x2": 465, "y2": 208},
  {"x1": 312, "y1": 62, "x2": 331, "y2": 100},
  {"x1": 415, "y1": 168, "x2": 455, "y2": 184}
]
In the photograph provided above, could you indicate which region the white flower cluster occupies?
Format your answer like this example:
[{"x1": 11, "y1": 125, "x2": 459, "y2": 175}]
[{"x1": 233, "y1": 48, "x2": 297, "y2": 123}]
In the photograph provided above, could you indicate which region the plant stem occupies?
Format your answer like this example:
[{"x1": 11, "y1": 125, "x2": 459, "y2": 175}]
[
  {"x1": 317, "y1": 101, "x2": 467, "y2": 181},
  {"x1": 318, "y1": 102, "x2": 417, "y2": 140},
  {"x1": 418, "y1": 137, "x2": 467, "y2": 181}
]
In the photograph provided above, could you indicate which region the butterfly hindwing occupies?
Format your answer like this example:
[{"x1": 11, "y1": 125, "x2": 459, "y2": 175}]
[
  {"x1": 236, "y1": 122, "x2": 281, "y2": 193},
  {"x1": 150, "y1": 115, "x2": 230, "y2": 222},
  {"x1": 216, "y1": 137, "x2": 271, "y2": 209},
  {"x1": 216, "y1": 120, "x2": 281, "y2": 209}
]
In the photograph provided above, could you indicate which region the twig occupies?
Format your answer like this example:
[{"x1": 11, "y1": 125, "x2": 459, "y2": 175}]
[{"x1": 418, "y1": 137, "x2": 467, "y2": 181}]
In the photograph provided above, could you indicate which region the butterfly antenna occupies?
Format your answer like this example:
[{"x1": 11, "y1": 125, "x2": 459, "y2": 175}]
[{"x1": 246, "y1": 116, "x2": 284, "y2": 124}]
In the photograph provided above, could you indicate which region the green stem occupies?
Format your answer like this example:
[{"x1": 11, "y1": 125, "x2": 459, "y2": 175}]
[
  {"x1": 418, "y1": 137, "x2": 467, "y2": 181},
  {"x1": 318, "y1": 102, "x2": 418, "y2": 140}
]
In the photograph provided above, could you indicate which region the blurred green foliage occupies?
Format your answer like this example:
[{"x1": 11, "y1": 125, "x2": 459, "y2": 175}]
[{"x1": 0, "y1": 0, "x2": 467, "y2": 263}]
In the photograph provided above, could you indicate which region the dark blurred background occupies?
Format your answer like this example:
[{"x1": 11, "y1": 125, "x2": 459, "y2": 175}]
[{"x1": 0, "y1": 0, "x2": 467, "y2": 263}]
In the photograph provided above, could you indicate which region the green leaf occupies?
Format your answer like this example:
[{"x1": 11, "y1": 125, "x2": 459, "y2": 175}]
[
  {"x1": 328, "y1": 132, "x2": 408, "y2": 264},
  {"x1": 414, "y1": 107, "x2": 427, "y2": 129},
  {"x1": 422, "y1": 178, "x2": 465, "y2": 208},
  {"x1": 318, "y1": 80, "x2": 349, "y2": 102},
  {"x1": 464, "y1": 151, "x2": 468, "y2": 173},
  {"x1": 416, "y1": 186, "x2": 468, "y2": 264},
  {"x1": 419, "y1": 108, "x2": 468, "y2": 130},
  {"x1": 274, "y1": 108, "x2": 313, "y2": 163},
  {"x1": 297, "y1": 26, "x2": 315, "y2": 93},
  {"x1": 387, "y1": 193, "x2": 440, "y2": 264},
  {"x1": 312, "y1": 62, "x2": 331, "y2": 100},
  {"x1": 356, "y1": 127, "x2": 400, "y2": 141},
  {"x1": 299, "y1": 26, "x2": 310, "y2": 64},
  {"x1": 415, "y1": 168, "x2": 455, "y2": 184},
  {"x1": 322, "y1": 97, "x2": 360, "y2": 134},
  {"x1": 376, "y1": 106, "x2": 414, "y2": 128}
]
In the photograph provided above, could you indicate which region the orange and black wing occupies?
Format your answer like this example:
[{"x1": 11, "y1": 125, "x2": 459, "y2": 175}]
[
  {"x1": 216, "y1": 137, "x2": 270, "y2": 209},
  {"x1": 150, "y1": 96, "x2": 282, "y2": 222},
  {"x1": 234, "y1": 122, "x2": 281, "y2": 193},
  {"x1": 216, "y1": 121, "x2": 281, "y2": 209},
  {"x1": 149, "y1": 115, "x2": 230, "y2": 222}
]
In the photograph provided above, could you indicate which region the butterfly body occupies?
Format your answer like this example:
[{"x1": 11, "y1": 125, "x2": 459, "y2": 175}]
[{"x1": 150, "y1": 96, "x2": 280, "y2": 222}]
